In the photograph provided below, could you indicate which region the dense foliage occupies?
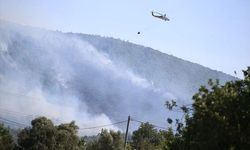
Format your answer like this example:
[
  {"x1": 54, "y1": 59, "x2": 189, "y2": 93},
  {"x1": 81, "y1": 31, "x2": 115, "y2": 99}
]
[
  {"x1": 0, "y1": 123, "x2": 15, "y2": 150},
  {"x1": 17, "y1": 117, "x2": 84, "y2": 150},
  {"x1": 180, "y1": 67, "x2": 250, "y2": 150},
  {"x1": 131, "y1": 122, "x2": 161, "y2": 150},
  {"x1": 0, "y1": 67, "x2": 249, "y2": 150},
  {"x1": 85, "y1": 129, "x2": 124, "y2": 150}
]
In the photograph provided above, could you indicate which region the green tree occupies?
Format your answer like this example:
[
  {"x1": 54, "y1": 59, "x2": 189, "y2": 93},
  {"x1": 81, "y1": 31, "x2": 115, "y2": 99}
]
[
  {"x1": 17, "y1": 117, "x2": 84, "y2": 150},
  {"x1": 131, "y1": 122, "x2": 161, "y2": 150},
  {"x1": 18, "y1": 117, "x2": 57, "y2": 150},
  {"x1": 85, "y1": 129, "x2": 123, "y2": 150},
  {"x1": 0, "y1": 123, "x2": 15, "y2": 150},
  {"x1": 166, "y1": 67, "x2": 250, "y2": 150},
  {"x1": 158, "y1": 128, "x2": 182, "y2": 150},
  {"x1": 85, "y1": 139, "x2": 99, "y2": 150},
  {"x1": 109, "y1": 130, "x2": 124, "y2": 150},
  {"x1": 56, "y1": 121, "x2": 82, "y2": 150}
]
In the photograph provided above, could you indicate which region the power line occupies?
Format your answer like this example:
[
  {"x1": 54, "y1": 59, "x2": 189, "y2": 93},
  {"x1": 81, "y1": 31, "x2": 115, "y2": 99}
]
[
  {"x1": 0, "y1": 107, "x2": 128, "y2": 130},
  {"x1": 0, "y1": 107, "x2": 184, "y2": 132},
  {"x1": 0, "y1": 112, "x2": 181, "y2": 133},
  {"x1": 131, "y1": 117, "x2": 179, "y2": 132},
  {"x1": 0, "y1": 114, "x2": 128, "y2": 131},
  {"x1": 131, "y1": 117, "x2": 168, "y2": 130},
  {"x1": 0, "y1": 107, "x2": 35, "y2": 118},
  {"x1": 0, "y1": 115, "x2": 31, "y2": 126},
  {"x1": 0, "y1": 116, "x2": 29, "y2": 127},
  {"x1": 0, "y1": 121, "x2": 24, "y2": 128},
  {"x1": 79, "y1": 120, "x2": 127, "y2": 130}
]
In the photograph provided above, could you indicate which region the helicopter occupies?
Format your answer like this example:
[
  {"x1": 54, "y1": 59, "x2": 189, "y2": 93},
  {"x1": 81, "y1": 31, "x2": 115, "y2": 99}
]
[
  {"x1": 151, "y1": 11, "x2": 170, "y2": 21},
  {"x1": 137, "y1": 11, "x2": 169, "y2": 35}
]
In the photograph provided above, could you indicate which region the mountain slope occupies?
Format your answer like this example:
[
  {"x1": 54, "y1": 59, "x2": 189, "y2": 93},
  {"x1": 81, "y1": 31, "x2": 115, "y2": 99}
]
[
  {"x1": 71, "y1": 33, "x2": 234, "y2": 100},
  {"x1": 0, "y1": 20, "x2": 235, "y2": 134}
]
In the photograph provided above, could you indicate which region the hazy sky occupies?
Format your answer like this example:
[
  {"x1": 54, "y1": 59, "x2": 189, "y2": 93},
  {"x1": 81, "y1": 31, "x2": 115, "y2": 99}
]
[{"x1": 0, "y1": 0, "x2": 249, "y2": 78}]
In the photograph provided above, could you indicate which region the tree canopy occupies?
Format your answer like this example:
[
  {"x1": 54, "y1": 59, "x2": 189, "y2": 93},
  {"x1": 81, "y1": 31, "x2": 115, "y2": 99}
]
[
  {"x1": 0, "y1": 67, "x2": 249, "y2": 150},
  {"x1": 131, "y1": 122, "x2": 161, "y2": 150},
  {"x1": 85, "y1": 129, "x2": 124, "y2": 150},
  {"x1": 166, "y1": 67, "x2": 250, "y2": 150},
  {"x1": 0, "y1": 123, "x2": 15, "y2": 150},
  {"x1": 17, "y1": 117, "x2": 84, "y2": 150},
  {"x1": 183, "y1": 67, "x2": 250, "y2": 149}
]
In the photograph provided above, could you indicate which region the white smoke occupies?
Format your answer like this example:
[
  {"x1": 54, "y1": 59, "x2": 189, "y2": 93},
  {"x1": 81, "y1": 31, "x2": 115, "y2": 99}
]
[{"x1": 0, "y1": 21, "x2": 171, "y2": 135}]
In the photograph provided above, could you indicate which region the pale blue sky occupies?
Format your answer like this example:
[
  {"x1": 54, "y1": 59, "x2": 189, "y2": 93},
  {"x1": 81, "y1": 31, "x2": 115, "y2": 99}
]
[{"x1": 0, "y1": 0, "x2": 249, "y2": 78}]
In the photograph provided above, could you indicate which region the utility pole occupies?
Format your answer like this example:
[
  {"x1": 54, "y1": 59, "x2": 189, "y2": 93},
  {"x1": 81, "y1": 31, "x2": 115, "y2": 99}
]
[{"x1": 124, "y1": 115, "x2": 130, "y2": 149}]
